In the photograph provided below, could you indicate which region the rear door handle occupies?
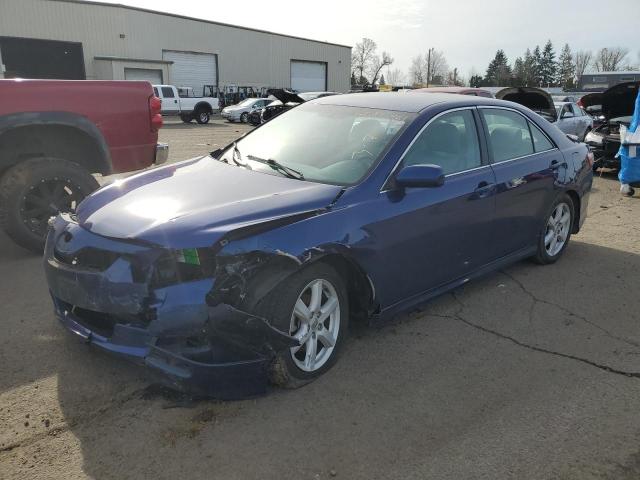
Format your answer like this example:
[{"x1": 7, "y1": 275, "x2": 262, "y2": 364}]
[
  {"x1": 550, "y1": 160, "x2": 567, "y2": 170},
  {"x1": 474, "y1": 181, "x2": 495, "y2": 192}
]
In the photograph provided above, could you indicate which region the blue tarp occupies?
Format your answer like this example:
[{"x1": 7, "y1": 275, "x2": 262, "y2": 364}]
[{"x1": 618, "y1": 90, "x2": 640, "y2": 185}]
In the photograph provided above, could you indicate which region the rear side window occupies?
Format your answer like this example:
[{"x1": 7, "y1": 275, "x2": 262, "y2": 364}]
[
  {"x1": 161, "y1": 87, "x2": 174, "y2": 98},
  {"x1": 529, "y1": 122, "x2": 554, "y2": 152},
  {"x1": 571, "y1": 103, "x2": 583, "y2": 116},
  {"x1": 153, "y1": 87, "x2": 159, "y2": 97},
  {"x1": 403, "y1": 109, "x2": 481, "y2": 175},
  {"x1": 481, "y1": 109, "x2": 534, "y2": 162}
]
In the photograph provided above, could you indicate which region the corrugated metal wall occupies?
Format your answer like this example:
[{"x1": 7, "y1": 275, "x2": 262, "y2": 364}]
[{"x1": 0, "y1": 0, "x2": 351, "y2": 91}]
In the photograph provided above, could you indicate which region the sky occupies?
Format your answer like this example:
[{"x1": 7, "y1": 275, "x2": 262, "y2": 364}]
[{"x1": 98, "y1": 0, "x2": 640, "y2": 82}]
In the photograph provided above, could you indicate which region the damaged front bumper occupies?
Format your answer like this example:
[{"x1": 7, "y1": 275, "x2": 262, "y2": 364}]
[{"x1": 43, "y1": 214, "x2": 296, "y2": 399}]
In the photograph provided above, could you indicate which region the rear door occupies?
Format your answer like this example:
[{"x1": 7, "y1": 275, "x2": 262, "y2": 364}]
[{"x1": 480, "y1": 107, "x2": 560, "y2": 258}]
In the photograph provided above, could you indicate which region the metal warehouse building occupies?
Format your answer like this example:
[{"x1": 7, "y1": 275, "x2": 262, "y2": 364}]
[{"x1": 0, "y1": 0, "x2": 352, "y2": 93}]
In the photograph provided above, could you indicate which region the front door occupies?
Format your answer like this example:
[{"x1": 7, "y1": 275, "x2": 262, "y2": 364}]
[{"x1": 366, "y1": 108, "x2": 497, "y2": 307}]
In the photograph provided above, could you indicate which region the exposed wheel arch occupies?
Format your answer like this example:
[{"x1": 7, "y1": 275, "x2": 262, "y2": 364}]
[{"x1": 565, "y1": 189, "x2": 581, "y2": 233}]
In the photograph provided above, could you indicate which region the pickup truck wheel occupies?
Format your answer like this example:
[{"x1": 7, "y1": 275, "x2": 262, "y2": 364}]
[
  {"x1": 0, "y1": 157, "x2": 99, "y2": 253},
  {"x1": 180, "y1": 114, "x2": 193, "y2": 123},
  {"x1": 196, "y1": 111, "x2": 210, "y2": 124}
]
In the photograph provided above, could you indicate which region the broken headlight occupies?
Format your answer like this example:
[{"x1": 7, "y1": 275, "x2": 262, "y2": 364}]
[
  {"x1": 585, "y1": 131, "x2": 603, "y2": 145},
  {"x1": 152, "y1": 248, "x2": 217, "y2": 288}
]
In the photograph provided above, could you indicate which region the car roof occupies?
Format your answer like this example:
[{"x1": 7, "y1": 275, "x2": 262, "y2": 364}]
[
  {"x1": 411, "y1": 86, "x2": 492, "y2": 95},
  {"x1": 313, "y1": 92, "x2": 510, "y2": 113}
]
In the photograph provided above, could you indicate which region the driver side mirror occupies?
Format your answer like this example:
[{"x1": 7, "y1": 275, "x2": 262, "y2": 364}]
[{"x1": 395, "y1": 164, "x2": 445, "y2": 188}]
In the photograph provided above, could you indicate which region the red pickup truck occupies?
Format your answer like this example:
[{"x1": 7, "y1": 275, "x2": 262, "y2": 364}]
[{"x1": 0, "y1": 79, "x2": 167, "y2": 252}]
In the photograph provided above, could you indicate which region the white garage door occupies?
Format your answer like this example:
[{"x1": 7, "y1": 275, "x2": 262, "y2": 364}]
[
  {"x1": 291, "y1": 61, "x2": 327, "y2": 92},
  {"x1": 124, "y1": 68, "x2": 163, "y2": 84},
  {"x1": 162, "y1": 50, "x2": 217, "y2": 96}
]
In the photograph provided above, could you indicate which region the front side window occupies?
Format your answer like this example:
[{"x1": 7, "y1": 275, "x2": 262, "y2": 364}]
[
  {"x1": 161, "y1": 87, "x2": 174, "y2": 98},
  {"x1": 221, "y1": 103, "x2": 413, "y2": 185},
  {"x1": 402, "y1": 110, "x2": 481, "y2": 175},
  {"x1": 481, "y1": 109, "x2": 534, "y2": 162}
]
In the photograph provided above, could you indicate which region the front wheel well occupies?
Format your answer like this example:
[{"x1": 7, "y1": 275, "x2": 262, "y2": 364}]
[
  {"x1": 314, "y1": 254, "x2": 375, "y2": 323},
  {"x1": 0, "y1": 124, "x2": 110, "y2": 175}
]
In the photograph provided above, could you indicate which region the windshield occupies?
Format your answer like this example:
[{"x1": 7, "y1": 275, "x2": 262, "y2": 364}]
[
  {"x1": 220, "y1": 103, "x2": 413, "y2": 185},
  {"x1": 237, "y1": 98, "x2": 257, "y2": 107}
]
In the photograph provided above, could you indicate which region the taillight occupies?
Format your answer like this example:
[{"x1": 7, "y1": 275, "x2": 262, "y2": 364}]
[
  {"x1": 587, "y1": 151, "x2": 595, "y2": 167},
  {"x1": 149, "y1": 95, "x2": 163, "y2": 132}
]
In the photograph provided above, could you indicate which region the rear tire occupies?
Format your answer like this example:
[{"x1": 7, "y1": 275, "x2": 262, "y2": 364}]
[
  {"x1": 0, "y1": 157, "x2": 99, "y2": 253},
  {"x1": 254, "y1": 263, "x2": 349, "y2": 389},
  {"x1": 532, "y1": 193, "x2": 574, "y2": 265},
  {"x1": 196, "y1": 110, "x2": 210, "y2": 124},
  {"x1": 180, "y1": 113, "x2": 193, "y2": 123}
]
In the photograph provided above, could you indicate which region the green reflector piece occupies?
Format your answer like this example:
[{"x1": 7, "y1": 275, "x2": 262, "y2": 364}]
[{"x1": 180, "y1": 248, "x2": 200, "y2": 265}]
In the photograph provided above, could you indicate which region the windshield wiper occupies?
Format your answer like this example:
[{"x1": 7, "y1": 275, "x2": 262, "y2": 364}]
[
  {"x1": 246, "y1": 155, "x2": 305, "y2": 180},
  {"x1": 231, "y1": 142, "x2": 248, "y2": 167}
]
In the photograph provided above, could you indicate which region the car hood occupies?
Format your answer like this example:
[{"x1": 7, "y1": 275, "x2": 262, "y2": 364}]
[
  {"x1": 267, "y1": 88, "x2": 305, "y2": 104},
  {"x1": 600, "y1": 81, "x2": 640, "y2": 120},
  {"x1": 495, "y1": 87, "x2": 556, "y2": 121},
  {"x1": 579, "y1": 92, "x2": 603, "y2": 114},
  {"x1": 76, "y1": 157, "x2": 343, "y2": 248}
]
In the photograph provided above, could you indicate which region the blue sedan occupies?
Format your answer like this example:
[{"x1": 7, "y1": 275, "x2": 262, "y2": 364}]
[{"x1": 44, "y1": 93, "x2": 593, "y2": 398}]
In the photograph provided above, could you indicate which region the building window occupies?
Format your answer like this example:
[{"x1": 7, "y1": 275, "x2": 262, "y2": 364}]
[{"x1": 593, "y1": 76, "x2": 606, "y2": 82}]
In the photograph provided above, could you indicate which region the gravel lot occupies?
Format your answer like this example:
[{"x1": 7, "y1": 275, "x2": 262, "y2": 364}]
[{"x1": 2, "y1": 116, "x2": 640, "y2": 479}]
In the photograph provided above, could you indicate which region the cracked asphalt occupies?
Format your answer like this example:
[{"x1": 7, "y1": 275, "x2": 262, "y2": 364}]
[{"x1": 1, "y1": 117, "x2": 640, "y2": 479}]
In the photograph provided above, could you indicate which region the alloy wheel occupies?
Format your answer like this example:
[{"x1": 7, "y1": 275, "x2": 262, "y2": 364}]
[
  {"x1": 544, "y1": 202, "x2": 571, "y2": 257},
  {"x1": 289, "y1": 278, "x2": 340, "y2": 372}
]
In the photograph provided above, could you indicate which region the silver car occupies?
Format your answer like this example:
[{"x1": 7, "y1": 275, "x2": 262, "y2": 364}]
[
  {"x1": 221, "y1": 98, "x2": 272, "y2": 123},
  {"x1": 554, "y1": 102, "x2": 593, "y2": 140}
]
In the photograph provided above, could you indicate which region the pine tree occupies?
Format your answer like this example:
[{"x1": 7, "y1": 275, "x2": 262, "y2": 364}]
[
  {"x1": 522, "y1": 48, "x2": 535, "y2": 86},
  {"x1": 557, "y1": 43, "x2": 575, "y2": 90},
  {"x1": 379, "y1": 74, "x2": 386, "y2": 85},
  {"x1": 485, "y1": 50, "x2": 512, "y2": 86},
  {"x1": 540, "y1": 40, "x2": 557, "y2": 86},
  {"x1": 512, "y1": 57, "x2": 525, "y2": 86},
  {"x1": 469, "y1": 74, "x2": 483, "y2": 87},
  {"x1": 532, "y1": 46, "x2": 543, "y2": 86},
  {"x1": 351, "y1": 71, "x2": 358, "y2": 87}
]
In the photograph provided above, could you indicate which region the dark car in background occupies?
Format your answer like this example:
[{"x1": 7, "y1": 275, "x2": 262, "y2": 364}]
[
  {"x1": 584, "y1": 81, "x2": 640, "y2": 169},
  {"x1": 44, "y1": 93, "x2": 592, "y2": 399},
  {"x1": 248, "y1": 89, "x2": 303, "y2": 126}
]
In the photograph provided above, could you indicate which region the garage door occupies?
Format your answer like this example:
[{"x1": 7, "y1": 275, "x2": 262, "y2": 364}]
[
  {"x1": 162, "y1": 50, "x2": 217, "y2": 96},
  {"x1": 291, "y1": 61, "x2": 327, "y2": 92},
  {"x1": 124, "y1": 68, "x2": 163, "y2": 84}
]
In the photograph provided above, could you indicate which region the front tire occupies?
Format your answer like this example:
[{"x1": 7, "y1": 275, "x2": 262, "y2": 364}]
[
  {"x1": 532, "y1": 193, "x2": 574, "y2": 265},
  {"x1": 255, "y1": 263, "x2": 349, "y2": 388},
  {"x1": 0, "y1": 157, "x2": 99, "y2": 253},
  {"x1": 240, "y1": 112, "x2": 249, "y2": 123}
]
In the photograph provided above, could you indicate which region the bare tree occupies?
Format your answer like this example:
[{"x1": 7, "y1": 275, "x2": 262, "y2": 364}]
[
  {"x1": 574, "y1": 50, "x2": 592, "y2": 83},
  {"x1": 369, "y1": 52, "x2": 394, "y2": 85},
  {"x1": 424, "y1": 49, "x2": 448, "y2": 85},
  {"x1": 409, "y1": 50, "x2": 448, "y2": 86},
  {"x1": 593, "y1": 47, "x2": 629, "y2": 71},
  {"x1": 351, "y1": 38, "x2": 377, "y2": 85},
  {"x1": 386, "y1": 67, "x2": 406, "y2": 86},
  {"x1": 409, "y1": 54, "x2": 425, "y2": 85}
]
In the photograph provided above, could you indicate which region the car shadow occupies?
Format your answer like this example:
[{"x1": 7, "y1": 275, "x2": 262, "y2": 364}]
[{"x1": 32, "y1": 240, "x2": 640, "y2": 478}]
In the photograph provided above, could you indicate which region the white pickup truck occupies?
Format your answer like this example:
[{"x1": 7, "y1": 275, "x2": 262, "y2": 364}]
[{"x1": 153, "y1": 85, "x2": 220, "y2": 124}]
